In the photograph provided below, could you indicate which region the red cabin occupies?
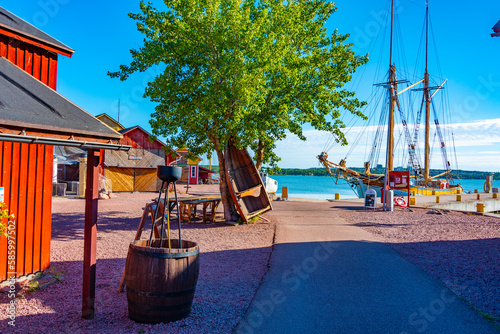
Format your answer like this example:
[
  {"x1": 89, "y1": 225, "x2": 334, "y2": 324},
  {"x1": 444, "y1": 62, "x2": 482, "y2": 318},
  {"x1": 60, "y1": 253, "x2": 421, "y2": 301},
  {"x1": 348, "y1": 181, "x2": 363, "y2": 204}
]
[{"x1": 0, "y1": 6, "x2": 125, "y2": 313}]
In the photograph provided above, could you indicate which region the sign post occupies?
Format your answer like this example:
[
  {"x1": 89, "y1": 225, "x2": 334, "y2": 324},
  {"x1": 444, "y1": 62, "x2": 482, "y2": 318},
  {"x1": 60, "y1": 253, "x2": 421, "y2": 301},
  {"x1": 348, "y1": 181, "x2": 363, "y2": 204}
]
[{"x1": 388, "y1": 171, "x2": 411, "y2": 208}]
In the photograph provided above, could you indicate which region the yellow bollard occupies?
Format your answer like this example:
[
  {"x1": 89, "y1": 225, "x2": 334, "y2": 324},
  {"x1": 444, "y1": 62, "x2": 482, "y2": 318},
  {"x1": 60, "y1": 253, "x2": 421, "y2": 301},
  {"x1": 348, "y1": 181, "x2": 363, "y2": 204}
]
[
  {"x1": 477, "y1": 194, "x2": 481, "y2": 200},
  {"x1": 282, "y1": 187, "x2": 288, "y2": 200},
  {"x1": 476, "y1": 203, "x2": 485, "y2": 213},
  {"x1": 494, "y1": 193, "x2": 498, "y2": 199},
  {"x1": 412, "y1": 191, "x2": 416, "y2": 196},
  {"x1": 410, "y1": 197, "x2": 416, "y2": 206},
  {"x1": 432, "y1": 190, "x2": 436, "y2": 195},
  {"x1": 335, "y1": 193, "x2": 340, "y2": 200},
  {"x1": 457, "y1": 188, "x2": 462, "y2": 194},
  {"x1": 456, "y1": 194, "x2": 462, "y2": 202},
  {"x1": 436, "y1": 196, "x2": 440, "y2": 203},
  {"x1": 474, "y1": 189, "x2": 478, "y2": 193}
]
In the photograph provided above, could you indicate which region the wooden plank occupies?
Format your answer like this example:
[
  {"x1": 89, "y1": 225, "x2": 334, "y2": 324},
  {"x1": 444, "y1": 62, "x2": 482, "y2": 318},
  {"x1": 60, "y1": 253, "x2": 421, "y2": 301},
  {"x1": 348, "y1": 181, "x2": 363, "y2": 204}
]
[
  {"x1": 40, "y1": 145, "x2": 53, "y2": 270},
  {"x1": 16, "y1": 44, "x2": 25, "y2": 69},
  {"x1": 0, "y1": 142, "x2": 11, "y2": 281},
  {"x1": 41, "y1": 52, "x2": 49, "y2": 86},
  {"x1": 24, "y1": 144, "x2": 37, "y2": 275},
  {"x1": 32, "y1": 49, "x2": 41, "y2": 80},
  {"x1": 32, "y1": 144, "x2": 44, "y2": 272},
  {"x1": 237, "y1": 184, "x2": 262, "y2": 198},
  {"x1": 8, "y1": 143, "x2": 20, "y2": 280},
  {"x1": 24, "y1": 44, "x2": 33, "y2": 76},
  {"x1": 15, "y1": 143, "x2": 28, "y2": 276},
  {"x1": 0, "y1": 35, "x2": 7, "y2": 57},
  {"x1": 7, "y1": 40, "x2": 16, "y2": 64},
  {"x1": 48, "y1": 54, "x2": 57, "y2": 90},
  {"x1": 82, "y1": 149, "x2": 99, "y2": 319}
]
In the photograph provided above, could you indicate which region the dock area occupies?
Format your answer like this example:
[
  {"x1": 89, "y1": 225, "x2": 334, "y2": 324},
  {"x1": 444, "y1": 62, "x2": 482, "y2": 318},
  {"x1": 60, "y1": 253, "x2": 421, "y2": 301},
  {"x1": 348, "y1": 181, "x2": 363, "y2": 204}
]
[{"x1": 303, "y1": 192, "x2": 500, "y2": 214}]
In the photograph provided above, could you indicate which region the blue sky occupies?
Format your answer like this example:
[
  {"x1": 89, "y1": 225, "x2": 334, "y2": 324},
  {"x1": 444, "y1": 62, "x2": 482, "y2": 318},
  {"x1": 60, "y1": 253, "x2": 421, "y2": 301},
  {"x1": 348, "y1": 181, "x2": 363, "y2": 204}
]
[{"x1": 3, "y1": 0, "x2": 500, "y2": 171}]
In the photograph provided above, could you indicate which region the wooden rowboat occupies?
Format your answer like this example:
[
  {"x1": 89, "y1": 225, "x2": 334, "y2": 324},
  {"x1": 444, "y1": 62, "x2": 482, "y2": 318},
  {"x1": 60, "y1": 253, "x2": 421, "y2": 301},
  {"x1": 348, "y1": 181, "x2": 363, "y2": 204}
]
[{"x1": 225, "y1": 141, "x2": 272, "y2": 222}]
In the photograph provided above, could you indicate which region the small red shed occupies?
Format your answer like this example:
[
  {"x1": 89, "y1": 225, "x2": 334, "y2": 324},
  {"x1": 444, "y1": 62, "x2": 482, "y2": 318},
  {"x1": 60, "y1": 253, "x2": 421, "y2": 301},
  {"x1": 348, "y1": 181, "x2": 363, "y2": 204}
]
[
  {"x1": 0, "y1": 6, "x2": 129, "y2": 319},
  {"x1": 0, "y1": 5, "x2": 75, "y2": 282}
]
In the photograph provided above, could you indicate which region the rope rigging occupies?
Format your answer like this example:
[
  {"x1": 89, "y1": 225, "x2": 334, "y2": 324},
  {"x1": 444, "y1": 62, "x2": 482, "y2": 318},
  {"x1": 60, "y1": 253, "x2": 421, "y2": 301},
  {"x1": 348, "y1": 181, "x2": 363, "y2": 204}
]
[{"x1": 317, "y1": 0, "x2": 462, "y2": 198}]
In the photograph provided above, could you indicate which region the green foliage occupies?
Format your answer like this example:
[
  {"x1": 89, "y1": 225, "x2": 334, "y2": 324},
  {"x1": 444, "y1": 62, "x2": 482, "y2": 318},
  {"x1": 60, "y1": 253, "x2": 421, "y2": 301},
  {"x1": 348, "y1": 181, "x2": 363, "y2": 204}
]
[
  {"x1": 27, "y1": 279, "x2": 39, "y2": 293},
  {"x1": 0, "y1": 202, "x2": 14, "y2": 237},
  {"x1": 109, "y1": 0, "x2": 367, "y2": 163}
]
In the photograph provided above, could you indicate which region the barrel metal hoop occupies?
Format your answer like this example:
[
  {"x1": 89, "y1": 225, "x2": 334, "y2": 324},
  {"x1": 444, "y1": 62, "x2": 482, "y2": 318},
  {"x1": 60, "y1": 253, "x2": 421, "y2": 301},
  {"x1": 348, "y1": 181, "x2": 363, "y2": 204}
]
[
  {"x1": 131, "y1": 248, "x2": 199, "y2": 259},
  {"x1": 127, "y1": 299, "x2": 193, "y2": 311},
  {"x1": 127, "y1": 286, "x2": 196, "y2": 298}
]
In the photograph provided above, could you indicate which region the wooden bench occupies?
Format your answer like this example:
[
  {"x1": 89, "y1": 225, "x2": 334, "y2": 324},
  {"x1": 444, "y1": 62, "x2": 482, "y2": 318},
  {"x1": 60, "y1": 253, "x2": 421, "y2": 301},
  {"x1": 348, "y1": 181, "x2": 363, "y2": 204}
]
[{"x1": 182, "y1": 198, "x2": 221, "y2": 224}]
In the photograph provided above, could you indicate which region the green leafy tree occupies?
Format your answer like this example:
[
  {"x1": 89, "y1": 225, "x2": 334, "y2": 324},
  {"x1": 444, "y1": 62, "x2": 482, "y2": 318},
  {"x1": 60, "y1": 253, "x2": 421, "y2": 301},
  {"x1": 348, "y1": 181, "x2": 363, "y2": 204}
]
[{"x1": 109, "y1": 0, "x2": 367, "y2": 221}]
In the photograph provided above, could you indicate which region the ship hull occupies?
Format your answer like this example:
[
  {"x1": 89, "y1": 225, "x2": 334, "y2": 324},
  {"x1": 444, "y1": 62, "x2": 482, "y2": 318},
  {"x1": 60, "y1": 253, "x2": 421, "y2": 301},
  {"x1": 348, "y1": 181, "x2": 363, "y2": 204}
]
[{"x1": 344, "y1": 178, "x2": 462, "y2": 199}]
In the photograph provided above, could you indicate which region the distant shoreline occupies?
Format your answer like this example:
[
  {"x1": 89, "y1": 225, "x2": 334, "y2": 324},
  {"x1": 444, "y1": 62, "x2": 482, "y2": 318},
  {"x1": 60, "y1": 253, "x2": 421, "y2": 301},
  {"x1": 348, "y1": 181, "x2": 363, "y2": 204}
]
[{"x1": 200, "y1": 165, "x2": 498, "y2": 180}]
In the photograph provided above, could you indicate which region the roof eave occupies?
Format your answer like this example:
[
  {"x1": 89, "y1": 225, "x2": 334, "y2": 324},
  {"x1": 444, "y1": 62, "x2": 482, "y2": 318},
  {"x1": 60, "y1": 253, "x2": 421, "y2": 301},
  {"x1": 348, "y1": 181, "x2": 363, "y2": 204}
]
[{"x1": 0, "y1": 25, "x2": 74, "y2": 57}]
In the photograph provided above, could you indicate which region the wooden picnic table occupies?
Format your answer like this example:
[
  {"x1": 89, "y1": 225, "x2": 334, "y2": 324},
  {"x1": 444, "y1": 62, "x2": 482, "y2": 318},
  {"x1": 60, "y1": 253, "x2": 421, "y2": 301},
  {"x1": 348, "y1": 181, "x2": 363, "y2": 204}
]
[
  {"x1": 182, "y1": 198, "x2": 221, "y2": 224},
  {"x1": 154, "y1": 194, "x2": 222, "y2": 224}
]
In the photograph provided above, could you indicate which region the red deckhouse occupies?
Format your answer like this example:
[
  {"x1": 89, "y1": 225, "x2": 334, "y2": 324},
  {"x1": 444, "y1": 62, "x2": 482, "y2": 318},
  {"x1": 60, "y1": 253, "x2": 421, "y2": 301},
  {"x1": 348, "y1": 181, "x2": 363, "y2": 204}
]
[{"x1": 0, "y1": 6, "x2": 129, "y2": 319}]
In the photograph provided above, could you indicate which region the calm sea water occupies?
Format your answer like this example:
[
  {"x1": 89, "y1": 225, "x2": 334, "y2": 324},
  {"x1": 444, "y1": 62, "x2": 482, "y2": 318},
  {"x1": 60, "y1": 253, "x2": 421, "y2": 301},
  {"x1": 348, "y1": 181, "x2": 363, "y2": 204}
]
[{"x1": 272, "y1": 175, "x2": 493, "y2": 200}]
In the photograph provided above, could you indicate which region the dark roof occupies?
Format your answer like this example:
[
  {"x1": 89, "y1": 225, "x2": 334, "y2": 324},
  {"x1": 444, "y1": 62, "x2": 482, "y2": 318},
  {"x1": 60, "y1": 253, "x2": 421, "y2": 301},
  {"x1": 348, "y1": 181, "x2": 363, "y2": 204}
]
[
  {"x1": 104, "y1": 148, "x2": 165, "y2": 168},
  {"x1": 199, "y1": 166, "x2": 215, "y2": 174},
  {"x1": 494, "y1": 20, "x2": 500, "y2": 32},
  {"x1": 0, "y1": 6, "x2": 73, "y2": 55},
  {"x1": 119, "y1": 126, "x2": 167, "y2": 146},
  {"x1": 0, "y1": 57, "x2": 122, "y2": 140}
]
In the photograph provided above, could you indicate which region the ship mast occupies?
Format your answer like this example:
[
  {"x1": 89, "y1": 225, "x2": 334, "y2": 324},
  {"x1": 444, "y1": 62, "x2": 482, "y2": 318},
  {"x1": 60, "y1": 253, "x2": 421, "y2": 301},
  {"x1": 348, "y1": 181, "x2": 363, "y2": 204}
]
[
  {"x1": 423, "y1": 3, "x2": 431, "y2": 184},
  {"x1": 387, "y1": 0, "x2": 396, "y2": 171},
  {"x1": 383, "y1": 0, "x2": 396, "y2": 210}
]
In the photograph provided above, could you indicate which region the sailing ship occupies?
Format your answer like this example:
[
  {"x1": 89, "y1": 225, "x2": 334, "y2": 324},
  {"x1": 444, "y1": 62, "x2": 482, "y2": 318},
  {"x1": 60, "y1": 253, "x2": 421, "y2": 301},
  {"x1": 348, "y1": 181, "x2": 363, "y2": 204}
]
[{"x1": 318, "y1": 0, "x2": 463, "y2": 198}]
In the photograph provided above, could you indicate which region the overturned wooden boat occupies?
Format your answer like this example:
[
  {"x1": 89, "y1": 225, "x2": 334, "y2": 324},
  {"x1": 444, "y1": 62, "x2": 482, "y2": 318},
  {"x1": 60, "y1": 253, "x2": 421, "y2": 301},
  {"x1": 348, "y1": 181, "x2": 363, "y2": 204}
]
[{"x1": 225, "y1": 141, "x2": 272, "y2": 222}]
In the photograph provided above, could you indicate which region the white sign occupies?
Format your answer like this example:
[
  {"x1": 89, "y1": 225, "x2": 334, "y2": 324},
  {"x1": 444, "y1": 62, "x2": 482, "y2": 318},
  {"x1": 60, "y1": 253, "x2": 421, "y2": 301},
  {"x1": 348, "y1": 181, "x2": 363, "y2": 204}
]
[{"x1": 0, "y1": 187, "x2": 4, "y2": 202}]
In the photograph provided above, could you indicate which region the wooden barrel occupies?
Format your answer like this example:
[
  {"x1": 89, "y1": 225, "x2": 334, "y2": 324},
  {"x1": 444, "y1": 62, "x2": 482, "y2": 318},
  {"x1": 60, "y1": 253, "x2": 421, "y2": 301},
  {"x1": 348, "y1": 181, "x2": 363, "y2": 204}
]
[{"x1": 125, "y1": 239, "x2": 199, "y2": 323}]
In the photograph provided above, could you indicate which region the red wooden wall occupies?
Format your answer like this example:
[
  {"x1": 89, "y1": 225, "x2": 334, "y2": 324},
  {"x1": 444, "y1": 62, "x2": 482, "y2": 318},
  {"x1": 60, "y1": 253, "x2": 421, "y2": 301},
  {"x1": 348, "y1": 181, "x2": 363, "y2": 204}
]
[
  {"x1": 0, "y1": 35, "x2": 58, "y2": 90},
  {"x1": 0, "y1": 143, "x2": 53, "y2": 280},
  {"x1": 0, "y1": 34, "x2": 59, "y2": 281}
]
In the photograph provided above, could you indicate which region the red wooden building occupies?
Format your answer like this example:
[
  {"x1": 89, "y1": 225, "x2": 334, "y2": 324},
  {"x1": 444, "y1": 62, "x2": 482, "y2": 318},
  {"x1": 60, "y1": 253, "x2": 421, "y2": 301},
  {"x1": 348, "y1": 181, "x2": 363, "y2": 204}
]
[
  {"x1": 95, "y1": 114, "x2": 181, "y2": 191},
  {"x1": 0, "y1": 6, "x2": 129, "y2": 319},
  {"x1": 104, "y1": 125, "x2": 174, "y2": 192}
]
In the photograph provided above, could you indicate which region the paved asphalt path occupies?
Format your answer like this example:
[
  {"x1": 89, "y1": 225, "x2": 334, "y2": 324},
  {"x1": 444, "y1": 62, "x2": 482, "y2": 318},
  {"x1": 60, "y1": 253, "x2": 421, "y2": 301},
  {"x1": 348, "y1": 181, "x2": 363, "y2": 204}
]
[{"x1": 235, "y1": 200, "x2": 498, "y2": 334}]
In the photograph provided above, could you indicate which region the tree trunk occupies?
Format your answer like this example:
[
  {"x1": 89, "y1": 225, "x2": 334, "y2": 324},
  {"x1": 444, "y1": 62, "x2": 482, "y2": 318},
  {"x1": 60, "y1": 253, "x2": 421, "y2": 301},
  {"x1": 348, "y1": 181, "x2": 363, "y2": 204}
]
[
  {"x1": 255, "y1": 139, "x2": 265, "y2": 172},
  {"x1": 215, "y1": 147, "x2": 239, "y2": 222}
]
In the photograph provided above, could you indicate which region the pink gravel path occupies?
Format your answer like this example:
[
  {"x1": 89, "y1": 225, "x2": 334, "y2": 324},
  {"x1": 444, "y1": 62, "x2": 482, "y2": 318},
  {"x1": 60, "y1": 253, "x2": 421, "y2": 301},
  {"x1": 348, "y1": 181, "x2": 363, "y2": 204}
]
[
  {"x1": 0, "y1": 191, "x2": 274, "y2": 333},
  {"x1": 338, "y1": 207, "x2": 500, "y2": 326}
]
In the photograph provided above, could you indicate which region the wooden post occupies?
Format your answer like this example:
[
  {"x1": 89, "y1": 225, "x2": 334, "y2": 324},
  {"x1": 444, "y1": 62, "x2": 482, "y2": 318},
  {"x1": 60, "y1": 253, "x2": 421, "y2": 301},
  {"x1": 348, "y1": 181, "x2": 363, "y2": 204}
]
[{"x1": 82, "y1": 149, "x2": 100, "y2": 319}]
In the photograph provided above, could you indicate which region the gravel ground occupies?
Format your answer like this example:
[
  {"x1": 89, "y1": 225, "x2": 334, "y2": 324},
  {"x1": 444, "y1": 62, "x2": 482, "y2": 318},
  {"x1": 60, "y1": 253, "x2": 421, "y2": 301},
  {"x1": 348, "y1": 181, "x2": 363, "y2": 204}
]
[
  {"x1": 338, "y1": 207, "x2": 500, "y2": 325},
  {"x1": 0, "y1": 191, "x2": 275, "y2": 333}
]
